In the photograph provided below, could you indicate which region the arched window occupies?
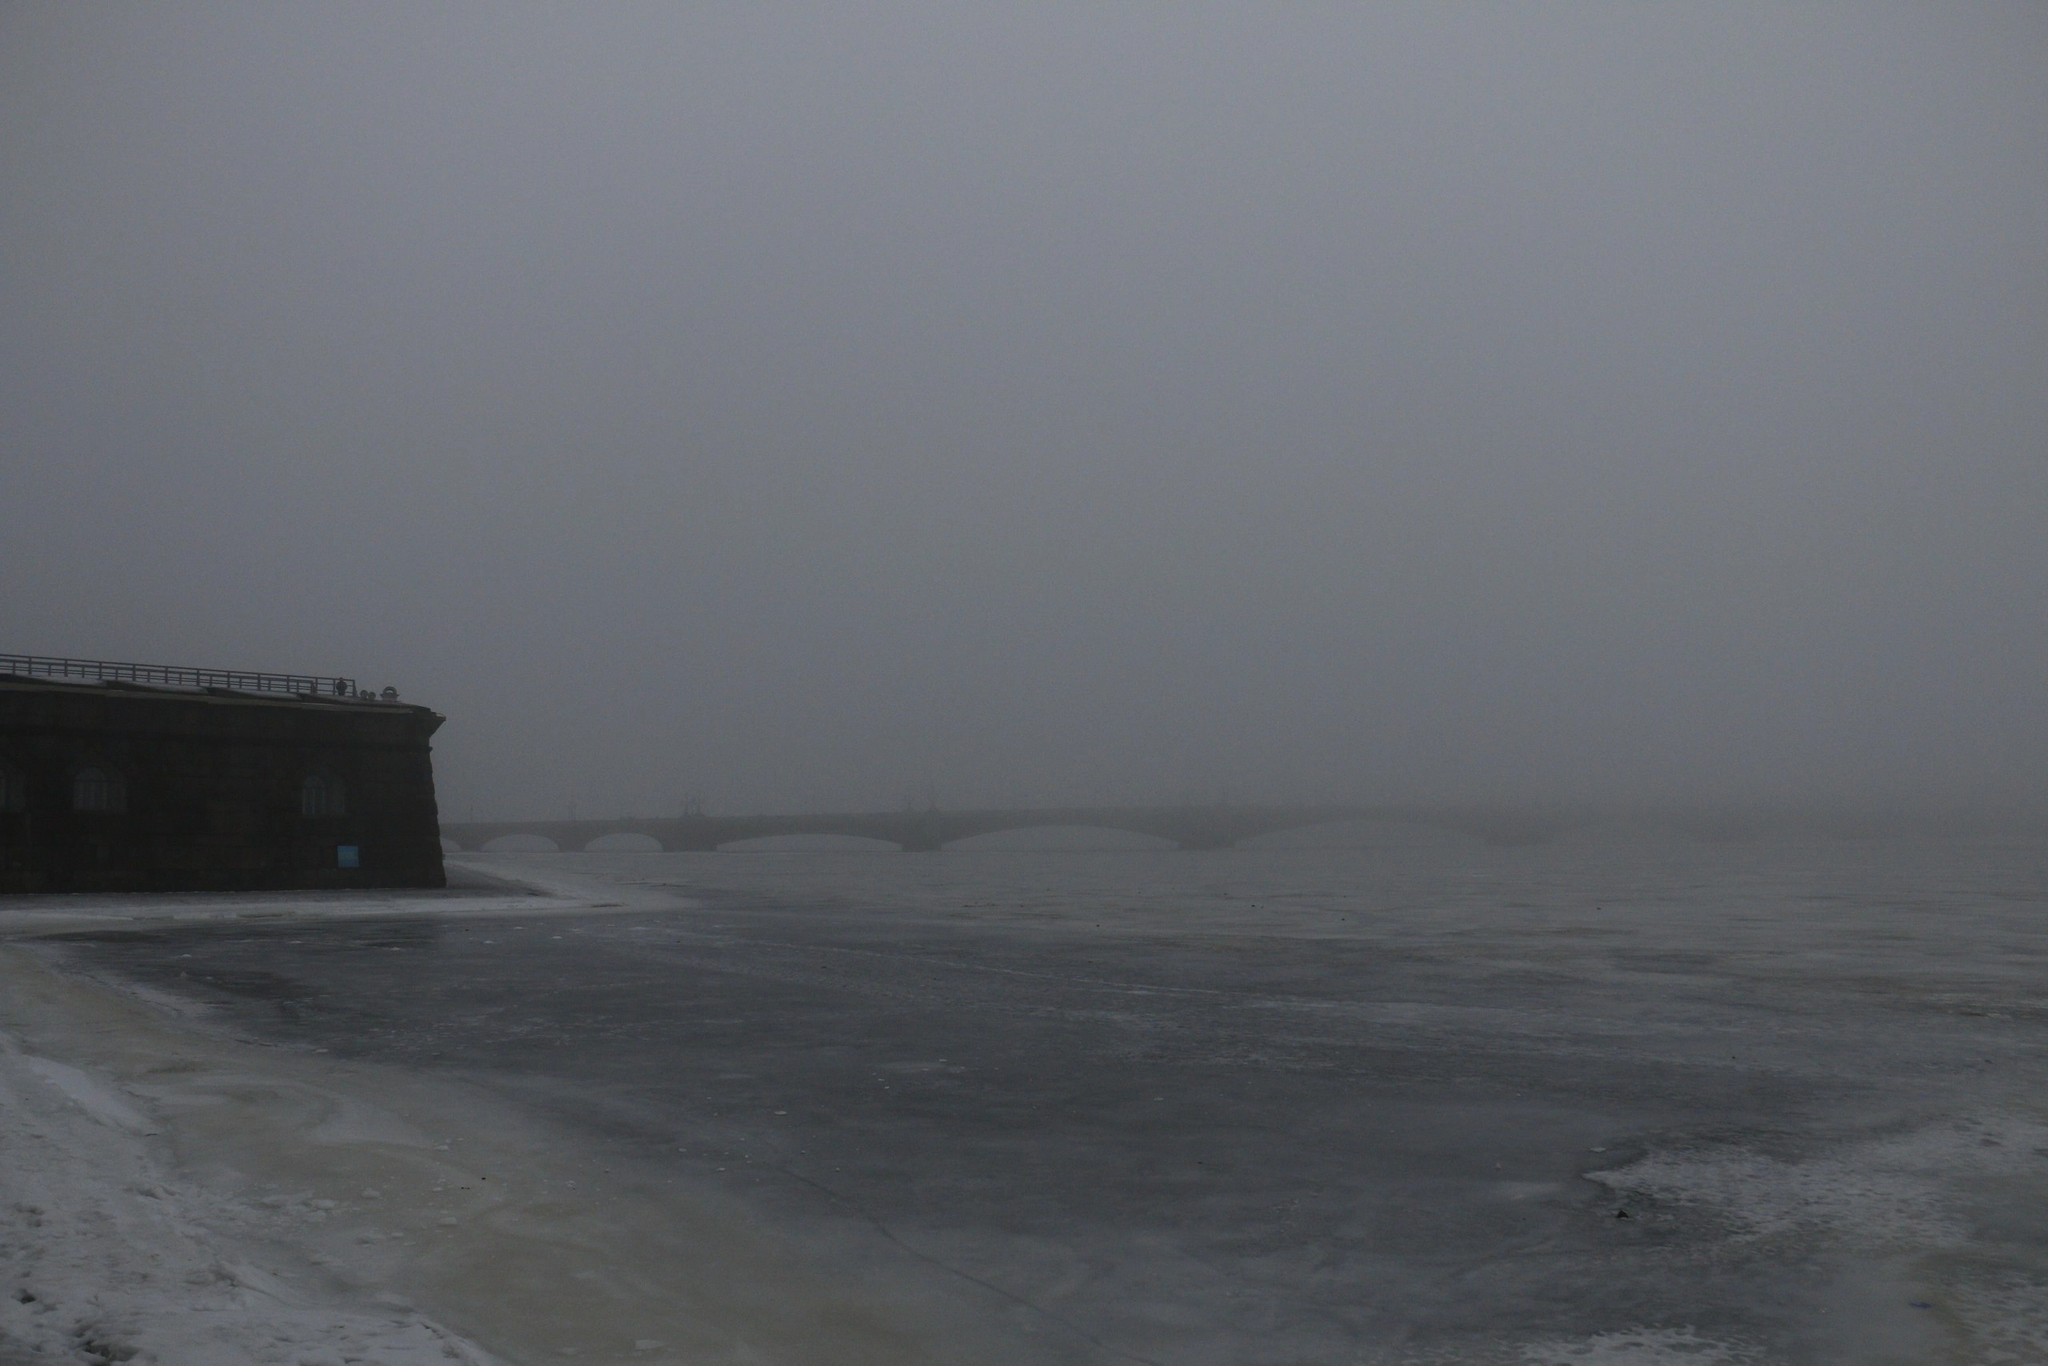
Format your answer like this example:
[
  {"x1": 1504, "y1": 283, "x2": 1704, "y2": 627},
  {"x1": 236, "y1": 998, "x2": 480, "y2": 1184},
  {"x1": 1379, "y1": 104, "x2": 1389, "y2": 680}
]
[
  {"x1": 0, "y1": 762, "x2": 24, "y2": 813},
  {"x1": 301, "y1": 773, "x2": 346, "y2": 817},
  {"x1": 72, "y1": 767, "x2": 125, "y2": 813}
]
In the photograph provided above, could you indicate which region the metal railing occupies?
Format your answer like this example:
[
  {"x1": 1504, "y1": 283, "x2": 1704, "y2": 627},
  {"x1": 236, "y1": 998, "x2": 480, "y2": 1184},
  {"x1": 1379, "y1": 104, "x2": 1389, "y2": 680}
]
[{"x1": 0, "y1": 653, "x2": 357, "y2": 698}]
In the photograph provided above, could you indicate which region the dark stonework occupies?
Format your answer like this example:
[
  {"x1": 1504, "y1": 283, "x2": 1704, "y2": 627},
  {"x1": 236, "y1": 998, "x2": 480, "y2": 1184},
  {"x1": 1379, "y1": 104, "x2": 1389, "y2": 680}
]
[{"x1": 0, "y1": 675, "x2": 446, "y2": 893}]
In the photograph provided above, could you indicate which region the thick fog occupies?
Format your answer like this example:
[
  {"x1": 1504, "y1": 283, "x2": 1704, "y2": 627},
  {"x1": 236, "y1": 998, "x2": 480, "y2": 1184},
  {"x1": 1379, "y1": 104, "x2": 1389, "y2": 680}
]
[{"x1": 4, "y1": 4, "x2": 2044, "y2": 820}]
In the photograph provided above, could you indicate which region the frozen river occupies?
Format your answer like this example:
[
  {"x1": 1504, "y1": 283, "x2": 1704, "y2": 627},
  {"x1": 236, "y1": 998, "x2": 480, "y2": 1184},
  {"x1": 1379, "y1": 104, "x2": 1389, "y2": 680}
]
[{"x1": 41, "y1": 830, "x2": 2048, "y2": 1363}]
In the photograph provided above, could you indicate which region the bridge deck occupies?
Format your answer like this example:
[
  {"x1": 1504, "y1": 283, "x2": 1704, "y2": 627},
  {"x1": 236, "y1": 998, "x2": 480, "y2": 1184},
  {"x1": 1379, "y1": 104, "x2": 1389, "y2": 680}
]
[{"x1": 440, "y1": 805, "x2": 1576, "y2": 853}]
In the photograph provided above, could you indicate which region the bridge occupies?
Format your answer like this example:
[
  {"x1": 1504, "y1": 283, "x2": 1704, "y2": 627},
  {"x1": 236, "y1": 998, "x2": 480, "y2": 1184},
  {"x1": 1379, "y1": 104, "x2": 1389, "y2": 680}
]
[{"x1": 439, "y1": 803, "x2": 1581, "y2": 854}]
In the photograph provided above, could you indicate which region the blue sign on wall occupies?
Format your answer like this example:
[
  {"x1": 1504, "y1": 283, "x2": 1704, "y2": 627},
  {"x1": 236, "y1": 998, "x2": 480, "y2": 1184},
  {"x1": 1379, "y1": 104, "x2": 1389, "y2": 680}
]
[{"x1": 337, "y1": 845, "x2": 360, "y2": 869}]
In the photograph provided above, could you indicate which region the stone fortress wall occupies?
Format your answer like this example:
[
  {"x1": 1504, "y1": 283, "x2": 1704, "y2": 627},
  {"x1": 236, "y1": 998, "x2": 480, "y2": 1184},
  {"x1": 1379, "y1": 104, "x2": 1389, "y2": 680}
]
[{"x1": 0, "y1": 673, "x2": 445, "y2": 892}]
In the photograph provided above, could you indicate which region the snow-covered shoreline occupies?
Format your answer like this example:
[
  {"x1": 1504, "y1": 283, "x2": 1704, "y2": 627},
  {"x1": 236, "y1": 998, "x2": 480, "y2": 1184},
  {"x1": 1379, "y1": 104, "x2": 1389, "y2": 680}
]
[
  {"x1": 0, "y1": 948, "x2": 503, "y2": 1366},
  {"x1": 0, "y1": 869, "x2": 691, "y2": 1366}
]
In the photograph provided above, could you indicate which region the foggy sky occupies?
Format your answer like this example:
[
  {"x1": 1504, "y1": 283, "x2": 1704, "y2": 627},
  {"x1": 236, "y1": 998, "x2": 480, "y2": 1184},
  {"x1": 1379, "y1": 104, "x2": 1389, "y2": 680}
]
[{"x1": 4, "y1": 4, "x2": 2045, "y2": 821}]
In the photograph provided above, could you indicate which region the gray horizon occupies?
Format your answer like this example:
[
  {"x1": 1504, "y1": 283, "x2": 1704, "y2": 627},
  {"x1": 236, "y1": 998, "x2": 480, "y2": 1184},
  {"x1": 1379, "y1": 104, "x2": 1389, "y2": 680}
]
[{"x1": 5, "y1": 4, "x2": 2044, "y2": 822}]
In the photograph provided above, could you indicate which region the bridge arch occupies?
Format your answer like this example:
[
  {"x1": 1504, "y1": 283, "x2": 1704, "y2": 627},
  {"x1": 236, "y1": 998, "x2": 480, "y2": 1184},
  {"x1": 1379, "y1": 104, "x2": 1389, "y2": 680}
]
[
  {"x1": 482, "y1": 833, "x2": 560, "y2": 852},
  {"x1": 1236, "y1": 817, "x2": 1481, "y2": 850},
  {"x1": 583, "y1": 831, "x2": 663, "y2": 852},
  {"x1": 945, "y1": 824, "x2": 1178, "y2": 852},
  {"x1": 716, "y1": 833, "x2": 901, "y2": 852}
]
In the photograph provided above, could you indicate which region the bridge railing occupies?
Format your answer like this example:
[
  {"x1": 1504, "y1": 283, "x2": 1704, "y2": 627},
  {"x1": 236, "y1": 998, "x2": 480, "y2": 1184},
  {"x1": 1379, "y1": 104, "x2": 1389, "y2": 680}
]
[{"x1": 0, "y1": 653, "x2": 356, "y2": 698}]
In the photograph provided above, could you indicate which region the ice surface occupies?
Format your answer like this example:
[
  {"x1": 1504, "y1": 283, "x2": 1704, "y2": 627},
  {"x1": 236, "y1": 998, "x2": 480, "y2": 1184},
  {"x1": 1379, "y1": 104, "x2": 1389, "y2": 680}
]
[{"x1": 5, "y1": 836, "x2": 2048, "y2": 1363}]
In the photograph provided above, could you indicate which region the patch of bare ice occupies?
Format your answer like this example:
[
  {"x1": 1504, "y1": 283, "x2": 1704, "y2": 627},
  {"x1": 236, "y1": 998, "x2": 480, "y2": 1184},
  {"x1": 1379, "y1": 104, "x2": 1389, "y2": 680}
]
[
  {"x1": 1583, "y1": 1114, "x2": 2048, "y2": 1361},
  {"x1": 1946, "y1": 1271, "x2": 2048, "y2": 1366},
  {"x1": 1518, "y1": 1326, "x2": 1761, "y2": 1364},
  {"x1": 1586, "y1": 1113, "x2": 2048, "y2": 1246}
]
